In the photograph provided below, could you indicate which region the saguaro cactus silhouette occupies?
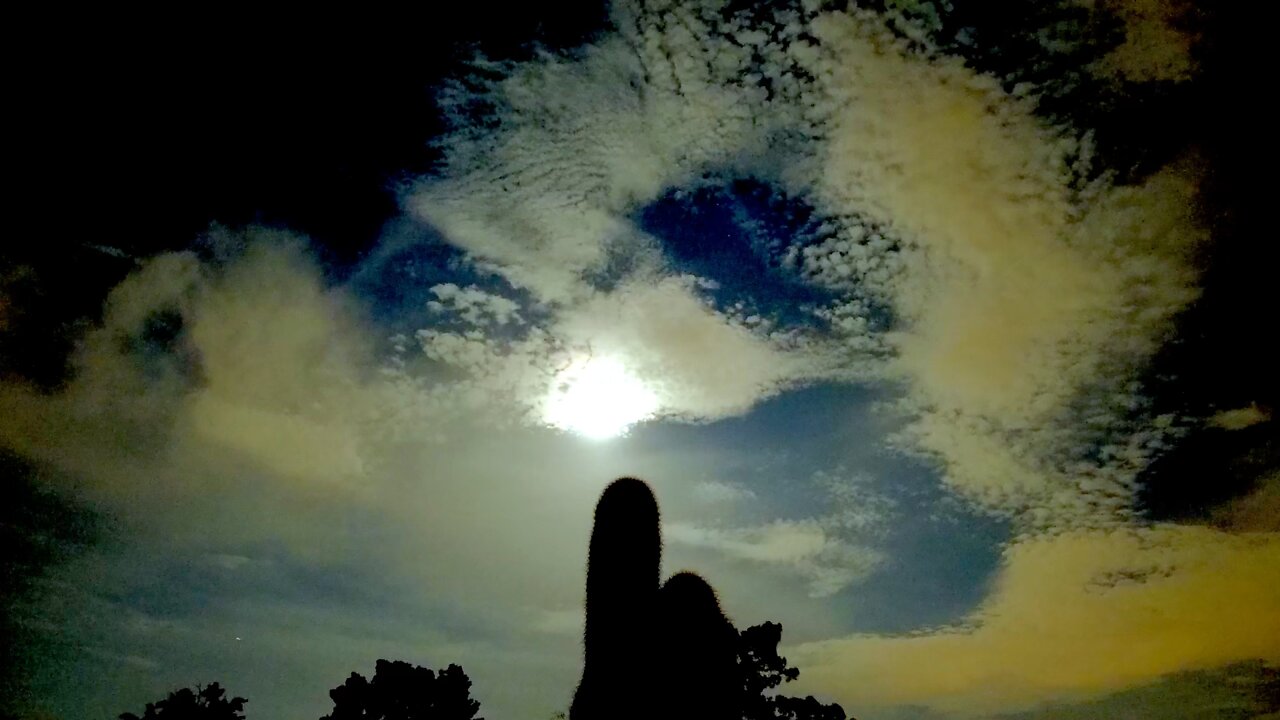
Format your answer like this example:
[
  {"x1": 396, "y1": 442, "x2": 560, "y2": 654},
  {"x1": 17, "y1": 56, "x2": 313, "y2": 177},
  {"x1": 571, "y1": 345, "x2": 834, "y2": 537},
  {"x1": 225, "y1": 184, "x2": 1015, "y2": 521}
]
[
  {"x1": 570, "y1": 477, "x2": 739, "y2": 720},
  {"x1": 659, "y1": 571, "x2": 740, "y2": 720}
]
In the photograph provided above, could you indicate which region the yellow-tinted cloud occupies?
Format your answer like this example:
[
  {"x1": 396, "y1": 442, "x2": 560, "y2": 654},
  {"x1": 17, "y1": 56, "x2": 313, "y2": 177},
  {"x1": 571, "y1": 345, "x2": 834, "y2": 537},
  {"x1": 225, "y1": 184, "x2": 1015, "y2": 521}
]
[
  {"x1": 796, "y1": 13, "x2": 1204, "y2": 522},
  {"x1": 1209, "y1": 404, "x2": 1271, "y2": 431},
  {"x1": 1093, "y1": 0, "x2": 1200, "y2": 82},
  {"x1": 810, "y1": 13, "x2": 1200, "y2": 420},
  {"x1": 0, "y1": 232, "x2": 377, "y2": 506},
  {"x1": 1213, "y1": 472, "x2": 1280, "y2": 533},
  {"x1": 792, "y1": 525, "x2": 1280, "y2": 715},
  {"x1": 178, "y1": 239, "x2": 374, "y2": 484}
]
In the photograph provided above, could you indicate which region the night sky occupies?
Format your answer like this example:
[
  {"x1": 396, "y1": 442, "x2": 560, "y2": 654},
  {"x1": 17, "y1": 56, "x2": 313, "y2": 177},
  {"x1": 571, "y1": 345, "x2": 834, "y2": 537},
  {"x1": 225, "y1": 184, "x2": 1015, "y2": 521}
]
[{"x1": 3, "y1": 2, "x2": 1278, "y2": 719}]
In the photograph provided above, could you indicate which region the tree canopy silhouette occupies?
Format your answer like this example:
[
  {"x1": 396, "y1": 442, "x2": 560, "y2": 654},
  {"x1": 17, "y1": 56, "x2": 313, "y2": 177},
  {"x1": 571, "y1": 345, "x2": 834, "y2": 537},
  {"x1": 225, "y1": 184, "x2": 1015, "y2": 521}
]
[
  {"x1": 737, "y1": 621, "x2": 849, "y2": 720},
  {"x1": 118, "y1": 683, "x2": 246, "y2": 720},
  {"x1": 320, "y1": 659, "x2": 483, "y2": 720}
]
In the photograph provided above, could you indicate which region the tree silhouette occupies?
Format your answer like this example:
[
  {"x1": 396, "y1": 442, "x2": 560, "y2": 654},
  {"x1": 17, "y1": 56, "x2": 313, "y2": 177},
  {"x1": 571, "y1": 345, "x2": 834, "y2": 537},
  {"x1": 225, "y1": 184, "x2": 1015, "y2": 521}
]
[
  {"x1": 320, "y1": 659, "x2": 483, "y2": 720},
  {"x1": 570, "y1": 478, "x2": 851, "y2": 720},
  {"x1": 737, "y1": 621, "x2": 849, "y2": 720},
  {"x1": 118, "y1": 683, "x2": 246, "y2": 720}
]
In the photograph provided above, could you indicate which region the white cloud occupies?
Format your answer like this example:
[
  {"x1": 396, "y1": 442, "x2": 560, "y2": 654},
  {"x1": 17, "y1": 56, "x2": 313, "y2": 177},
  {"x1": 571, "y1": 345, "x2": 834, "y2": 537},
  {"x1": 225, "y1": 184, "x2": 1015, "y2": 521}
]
[
  {"x1": 665, "y1": 468, "x2": 893, "y2": 598},
  {"x1": 410, "y1": 16, "x2": 775, "y2": 304},
  {"x1": 395, "y1": 5, "x2": 1247, "y2": 714},
  {"x1": 553, "y1": 278, "x2": 826, "y2": 420},
  {"x1": 667, "y1": 519, "x2": 884, "y2": 598},
  {"x1": 669, "y1": 520, "x2": 830, "y2": 563},
  {"x1": 403, "y1": 0, "x2": 1209, "y2": 530},
  {"x1": 777, "y1": 12, "x2": 1206, "y2": 526},
  {"x1": 410, "y1": 275, "x2": 834, "y2": 429},
  {"x1": 426, "y1": 283, "x2": 524, "y2": 327},
  {"x1": 690, "y1": 479, "x2": 757, "y2": 505}
]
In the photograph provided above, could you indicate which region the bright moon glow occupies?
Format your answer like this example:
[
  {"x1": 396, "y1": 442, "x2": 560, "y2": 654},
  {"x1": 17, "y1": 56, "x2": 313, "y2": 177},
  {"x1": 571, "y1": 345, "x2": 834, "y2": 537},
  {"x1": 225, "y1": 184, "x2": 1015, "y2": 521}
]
[{"x1": 543, "y1": 355, "x2": 660, "y2": 439}]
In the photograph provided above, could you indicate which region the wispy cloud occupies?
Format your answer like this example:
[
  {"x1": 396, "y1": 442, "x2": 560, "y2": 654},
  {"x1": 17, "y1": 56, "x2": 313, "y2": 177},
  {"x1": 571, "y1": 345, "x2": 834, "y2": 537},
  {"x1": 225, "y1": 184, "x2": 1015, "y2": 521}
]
[
  {"x1": 667, "y1": 469, "x2": 894, "y2": 598},
  {"x1": 667, "y1": 519, "x2": 884, "y2": 599}
]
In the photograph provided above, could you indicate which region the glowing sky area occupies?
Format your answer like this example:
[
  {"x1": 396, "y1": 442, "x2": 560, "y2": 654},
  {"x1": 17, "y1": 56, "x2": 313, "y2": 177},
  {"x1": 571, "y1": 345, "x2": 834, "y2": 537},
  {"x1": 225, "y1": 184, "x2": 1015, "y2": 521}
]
[
  {"x1": 2, "y1": 2, "x2": 1278, "y2": 720},
  {"x1": 543, "y1": 356, "x2": 660, "y2": 439}
]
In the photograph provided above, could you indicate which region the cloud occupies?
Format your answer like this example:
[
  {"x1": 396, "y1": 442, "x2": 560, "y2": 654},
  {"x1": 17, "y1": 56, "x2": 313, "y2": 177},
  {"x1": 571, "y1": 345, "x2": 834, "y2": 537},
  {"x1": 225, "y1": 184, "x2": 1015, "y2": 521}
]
[
  {"x1": 179, "y1": 238, "x2": 380, "y2": 481},
  {"x1": 426, "y1": 283, "x2": 523, "y2": 327},
  {"x1": 362, "y1": 6, "x2": 1225, "y2": 709},
  {"x1": 412, "y1": 275, "x2": 831, "y2": 426},
  {"x1": 669, "y1": 520, "x2": 829, "y2": 562},
  {"x1": 995, "y1": 661, "x2": 1280, "y2": 720},
  {"x1": 791, "y1": 525, "x2": 1280, "y2": 716},
  {"x1": 527, "y1": 608, "x2": 584, "y2": 637},
  {"x1": 0, "y1": 234, "x2": 619, "y2": 717},
  {"x1": 553, "y1": 278, "x2": 825, "y2": 420},
  {"x1": 1, "y1": 2, "x2": 1254, "y2": 718},
  {"x1": 785, "y1": 12, "x2": 1205, "y2": 524},
  {"x1": 690, "y1": 479, "x2": 757, "y2": 505},
  {"x1": 392, "y1": 3, "x2": 858, "y2": 428},
  {"x1": 1092, "y1": 0, "x2": 1201, "y2": 82},
  {"x1": 1209, "y1": 404, "x2": 1271, "y2": 431},
  {"x1": 408, "y1": 16, "x2": 774, "y2": 304},
  {"x1": 0, "y1": 228, "x2": 599, "y2": 591},
  {"x1": 1211, "y1": 471, "x2": 1280, "y2": 533},
  {"x1": 668, "y1": 519, "x2": 884, "y2": 599},
  {"x1": 0, "y1": 232, "x2": 379, "y2": 503},
  {"x1": 409, "y1": 0, "x2": 1207, "y2": 523},
  {"x1": 666, "y1": 468, "x2": 894, "y2": 598}
]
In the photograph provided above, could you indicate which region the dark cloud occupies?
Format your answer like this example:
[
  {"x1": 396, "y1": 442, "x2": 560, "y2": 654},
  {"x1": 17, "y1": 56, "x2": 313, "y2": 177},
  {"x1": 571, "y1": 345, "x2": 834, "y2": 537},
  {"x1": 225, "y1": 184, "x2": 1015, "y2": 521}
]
[{"x1": 996, "y1": 661, "x2": 1280, "y2": 720}]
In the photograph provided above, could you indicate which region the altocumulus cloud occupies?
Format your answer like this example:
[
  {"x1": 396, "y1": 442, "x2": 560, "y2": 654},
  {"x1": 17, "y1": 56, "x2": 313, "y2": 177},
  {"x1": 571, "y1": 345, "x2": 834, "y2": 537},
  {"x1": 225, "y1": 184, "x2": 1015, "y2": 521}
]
[
  {"x1": 401, "y1": 0, "x2": 1274, "y2": 716},
  {"x1": 4, "y1": 0, "x2": 1275, "y2": 718},
  {"x1": 408, "y1": 0, "x2": 1206, "y2": 527}
]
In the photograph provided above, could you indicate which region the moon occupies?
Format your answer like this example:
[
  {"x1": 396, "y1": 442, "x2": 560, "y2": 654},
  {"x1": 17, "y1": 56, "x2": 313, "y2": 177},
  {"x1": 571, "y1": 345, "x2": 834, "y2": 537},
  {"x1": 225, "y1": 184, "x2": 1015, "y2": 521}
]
[{"x1": 543, "y1": 355, "x2": 659, "y2": 439}]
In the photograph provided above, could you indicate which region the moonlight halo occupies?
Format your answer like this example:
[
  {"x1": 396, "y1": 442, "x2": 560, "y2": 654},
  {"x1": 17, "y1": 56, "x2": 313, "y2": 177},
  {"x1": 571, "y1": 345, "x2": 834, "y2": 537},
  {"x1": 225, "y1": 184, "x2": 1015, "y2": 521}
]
[{"x1": 542, "y1": 355, "x2": 660, "y2": 439}]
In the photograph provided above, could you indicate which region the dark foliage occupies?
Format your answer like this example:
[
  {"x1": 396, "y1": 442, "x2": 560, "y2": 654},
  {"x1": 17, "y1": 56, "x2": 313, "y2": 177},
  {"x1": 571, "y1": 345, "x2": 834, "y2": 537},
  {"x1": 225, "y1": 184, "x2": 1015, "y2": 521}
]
[
  {"x1": 738, "y1": 621, "x2": 848, "y2": 720},
  {"x1": 118, "y1": 683, "x2": 246, "y2": 720},
  {"x1": 321, "y1": 659, "x2": 483, "y2": 720},
  {"x1": 770, "y1": 694, "x2": 849, "y2": 720}
]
